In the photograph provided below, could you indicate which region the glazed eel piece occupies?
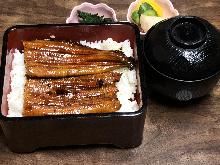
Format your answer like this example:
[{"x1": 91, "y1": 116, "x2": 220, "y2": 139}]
[
  {"x1": 23, "y1": 40, "x2": 135, "y2": 77},
  {"x1": 25, "y1": 72, "x2": 121, "y2": 93},
  {"x1": 23, "y1": 98, "x2": 121, "y2": 116},
  {"x1": 23, "y1": 72, "x2": 121, "y2": 116},
  {"x1": 25, "y1": 85, "x2": 118, "y2": 105}
]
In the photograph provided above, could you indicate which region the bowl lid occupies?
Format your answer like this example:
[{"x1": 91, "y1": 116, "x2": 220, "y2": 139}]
[{"x1": 144, "y1": 16, "x2": 220, "y2": 81}]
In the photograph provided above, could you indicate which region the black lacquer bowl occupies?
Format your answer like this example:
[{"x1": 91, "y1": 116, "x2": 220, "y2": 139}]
[
  {"x1": 143, "y1": 16, "x2": 220, "y2": 101},
  {"x1": 0, "y1": 23, "x2": 147, "y2": 153}
]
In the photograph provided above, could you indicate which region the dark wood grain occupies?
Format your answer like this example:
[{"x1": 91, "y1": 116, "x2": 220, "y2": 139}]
[{"x1": 0, "y1": 0, "x2": 220, "y2": 164}]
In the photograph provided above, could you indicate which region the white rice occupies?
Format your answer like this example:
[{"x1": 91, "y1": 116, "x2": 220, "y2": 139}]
[
  {"x1": 7, "y1": 49, "x2": 26, "y2": 117},
  {"x1": 7, "y1": 38, "x2": 139, "y2": 117},
  {"x1": 80, "y1": 38, "x2": 133, "y2": 57}
]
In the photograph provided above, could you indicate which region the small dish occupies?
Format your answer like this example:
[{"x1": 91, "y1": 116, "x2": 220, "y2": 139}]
[
  {"x1": 66, "y1": 2, "x2": 117, "y2": 23},
  {"x1": 0, "y1": 23, "x2": 147, "y2": 153},
  {"x1": 127, "y1": 0, "x2": 179, "y2": 34}
]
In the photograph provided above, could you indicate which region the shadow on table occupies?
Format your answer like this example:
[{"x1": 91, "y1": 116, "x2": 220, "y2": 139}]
[
  {"x1": 0, "y1": 126, "x2": 8, "y2": 152},
  {"x1": 148, "y1": 92, "x2": 209, "y2": 109},
  {"x1": 0, "y1": 126, "x2": 3, "y2": 134},
  {"x1": 146, "y1": 91, "x2": 212, "y2": 129},
  {"x1": 4, "y1": 144, "x2": 130, "y2": 154},
  {"x1": 39, "y1": 144, "x2": 128, "y2": 152}
]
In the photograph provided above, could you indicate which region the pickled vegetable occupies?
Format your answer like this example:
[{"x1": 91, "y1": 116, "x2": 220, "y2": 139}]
[
  {"x1": 138, "y1": 2, "x2": 154, "y2": 15},
  {"x1": 77, "y1": 10, "x2": 113, "y2": 23},
  {"x1": 142, "y1": 10, "x2": 158, "y2": 16},
  {"x1": 131, "y1": 2, "x2": 159, "y2": 26},
  {"x1": 140, "y1": 15, "x2": 164, "y2": 32},
  {"x1": 131, "y1": 11, "x2": 140, "y2": 24}
]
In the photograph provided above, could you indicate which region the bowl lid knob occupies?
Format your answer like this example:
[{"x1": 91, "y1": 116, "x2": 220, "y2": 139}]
[{"x1": 169, "y1": 17, "x2": 207, "y2": 48}]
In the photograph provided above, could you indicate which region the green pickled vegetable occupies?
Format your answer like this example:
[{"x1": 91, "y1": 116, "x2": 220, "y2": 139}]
[
  {"x1": 138, "y1": 2, "x2": 154, "y2": 15},
  {"x1": 131, "y1": 11, "x2": 140, "y2": 24},
  {"x1": 142, "y1": 10, "x2": 158, "y2": 16},
  {"x1": 77, "y1": 10, "x2": 114, "y2": 23},
  {"x1": 131, "y1": 2, "x2": 158, "y2": 25}
]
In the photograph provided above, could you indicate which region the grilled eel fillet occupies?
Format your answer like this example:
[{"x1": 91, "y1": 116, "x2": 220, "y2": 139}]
[
  {"x1": 23, "y1": 40, "x2": 135, "y2": 77},
  {"x1": 23, "y1": 72, "x2": 121, "y2": 116}
]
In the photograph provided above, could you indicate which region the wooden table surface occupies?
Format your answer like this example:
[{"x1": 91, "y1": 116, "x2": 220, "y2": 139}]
[{"x1": 0, "y1": 0, "x2": 219, "y2": 164}]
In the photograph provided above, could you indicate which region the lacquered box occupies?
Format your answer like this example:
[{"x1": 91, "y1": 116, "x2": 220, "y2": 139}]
[{"x1": 0, "y1": 23, "x2": 147, "y2": 153}]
